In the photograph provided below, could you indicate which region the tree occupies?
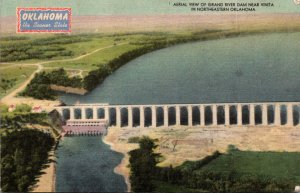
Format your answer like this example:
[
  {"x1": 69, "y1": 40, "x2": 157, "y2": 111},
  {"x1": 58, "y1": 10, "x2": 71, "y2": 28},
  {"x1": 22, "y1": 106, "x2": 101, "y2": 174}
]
[
  {"x1": 14, "y1": 104, "x2": 32, "y2": 113},
  {"x1": 1, "y1": 129, "x2": 55, "y2": 192},
  {"x1": 0, "y1": 103, "x2": 9, "y2": 114},
  {"x1": 172, "y1": 140, "x2": 178, "y2": 152},
  {"x1": 83, "y1": 64, "x2": 111, "y2": 91},
  {"x1": 17, "y1": 175, "x2": 30, "y2": 192},
  {"x1": 0, "y1": 78, "x2": 17, "y2": 93},
  {"x1": 128, "y1": 136, "x2": 161, "y2": 192}
]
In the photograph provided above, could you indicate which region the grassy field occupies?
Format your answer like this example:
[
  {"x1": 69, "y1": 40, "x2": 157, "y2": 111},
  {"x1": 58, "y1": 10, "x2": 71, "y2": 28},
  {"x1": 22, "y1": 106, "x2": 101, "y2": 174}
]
[
  {"x1": 198, "y1": 150, "x2": 300, "y2": 183},
  {"x1": 0, "y1": 66, "x2": 37, "y2": 98},
  {"x1": 156, "y1": 149, "x2": 300, "y2": 192},
  {"x1": 0, "y1": 33, "x2": 170, "y2": 63},
  {"x1": 154, "y1": 181, "x2": 204, "y2": 192},
  {"x1": 0, "y1": 32, "x2": 178, "y2": 71},
  {"x1": 43, "y1": 43, "x2": 141, "y2": 70},
  {"x1": 41, "y1": 32, "x2": 192, "y2": 71}
]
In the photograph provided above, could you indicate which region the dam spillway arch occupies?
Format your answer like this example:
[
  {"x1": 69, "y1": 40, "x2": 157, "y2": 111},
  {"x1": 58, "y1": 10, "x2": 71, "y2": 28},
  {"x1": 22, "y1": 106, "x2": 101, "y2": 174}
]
[{"x1": 55, "y1": 102, "x2": 300, "y2": 132}]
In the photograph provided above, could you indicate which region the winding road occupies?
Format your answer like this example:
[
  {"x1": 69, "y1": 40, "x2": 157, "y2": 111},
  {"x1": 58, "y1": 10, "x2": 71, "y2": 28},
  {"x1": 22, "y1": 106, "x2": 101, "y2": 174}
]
[{"x1": 0, "y1": 42, "x2": 128, "y2": 108}]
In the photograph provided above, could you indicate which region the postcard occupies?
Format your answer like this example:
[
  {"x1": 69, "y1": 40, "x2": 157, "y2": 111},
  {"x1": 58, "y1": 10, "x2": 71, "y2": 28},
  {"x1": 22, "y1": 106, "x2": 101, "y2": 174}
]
[{"x1": 0, "y1": 0, "x2": 300, "y2": 192}]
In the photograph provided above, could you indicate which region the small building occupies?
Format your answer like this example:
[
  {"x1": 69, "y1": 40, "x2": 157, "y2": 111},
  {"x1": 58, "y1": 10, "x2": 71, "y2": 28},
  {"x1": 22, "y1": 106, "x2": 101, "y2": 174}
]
[{"x1": 32, "y1": 106, "x2": 43, "y2": 113}]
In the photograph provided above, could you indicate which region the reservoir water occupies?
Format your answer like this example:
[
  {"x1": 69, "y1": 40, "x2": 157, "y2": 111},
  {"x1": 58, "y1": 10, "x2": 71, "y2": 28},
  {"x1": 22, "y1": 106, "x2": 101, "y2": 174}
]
[
  {"x1": 56, "y1": 33, "x2": 300, "y2": 191},
  {"x1": 55, "y1": 137, "x2": 127, "y2": 192},
  {"x1": 60, "y1": 32, "x2": 300, "y2": 105}
]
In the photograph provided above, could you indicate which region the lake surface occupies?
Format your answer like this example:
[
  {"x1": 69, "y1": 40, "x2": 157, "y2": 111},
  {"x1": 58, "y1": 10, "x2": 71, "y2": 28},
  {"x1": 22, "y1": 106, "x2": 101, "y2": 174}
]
[
  {"x1": 55, "y1": 137, "x2": 127, "y2": 192},
  {"x1": 60, "y1": 32, "x2": 300, "y2": 105}
]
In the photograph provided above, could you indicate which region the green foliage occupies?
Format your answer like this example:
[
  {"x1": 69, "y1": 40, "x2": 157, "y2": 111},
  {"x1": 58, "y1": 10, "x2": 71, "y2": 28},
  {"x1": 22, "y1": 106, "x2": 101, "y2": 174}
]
[
  {"x1": 30, "y1": 35, "x2": 91, "y2": 46},
  {"x1": 83, "y1": 64, "x2": 111, "y2": 91},
  {"x1": 1, "y1": 112, "x2": 49, "y2": 130},
  {"x1": 153, "y1": 180, "x2": 203, "y2": 192},
  {"x1": 1, "y1": 129, "x2": 55, "y2": 192},
  {"x1": 0, "y1": 35, "x2": 91, "y2": 62},
  {"x1": 0, "y1": 78, "x2": 17, "y2": 93},
  {"x1": 227, "y1": 144, "x2": 239, "y2": 154},
  {"x1": 178, "y1": 151, "x2": 221, "y2": 172},
  {"x1": 128, "y1": 136, "x2": 141, "y2": 143},
  {"x1": 128, "y1": 136, "x2": 161, "y2": 192},
  {"x1": 14, "y1": 104, "x2": 32, "y2": 113},
  {"x1": 0, "y1": 103, "x2": 9, "y2": 114},
  {"x1": 0, "y1": 66, "x2": 37, "y2": 98},
  {"x1": 21, "y1": 68, "x2": 83, "y2": 100},
  {"x1": 0, "y1": 36, "x2": 29, "y2": 41},
  {"x1": 21, "y1": 82, "x2": 55, "y2": 100},
  {"x1": 0, "y1": 44, "x2": 72, "y2": 62},
  {"x1": 47, "y1": 68, "x2": 83, "y2": 88}
]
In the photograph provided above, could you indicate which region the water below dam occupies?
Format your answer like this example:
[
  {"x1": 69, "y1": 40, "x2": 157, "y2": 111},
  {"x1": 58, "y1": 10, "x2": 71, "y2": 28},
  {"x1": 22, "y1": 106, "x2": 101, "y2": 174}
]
[{"x1": 55, "y1": 136, "x2": 127, "y2": 192}]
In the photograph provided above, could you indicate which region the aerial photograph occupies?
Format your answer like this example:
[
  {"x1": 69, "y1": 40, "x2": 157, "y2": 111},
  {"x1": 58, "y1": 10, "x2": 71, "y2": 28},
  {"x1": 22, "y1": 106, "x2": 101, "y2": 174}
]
[{"x1": 0, "y1": 0, "x2": 300, "y2": 192}]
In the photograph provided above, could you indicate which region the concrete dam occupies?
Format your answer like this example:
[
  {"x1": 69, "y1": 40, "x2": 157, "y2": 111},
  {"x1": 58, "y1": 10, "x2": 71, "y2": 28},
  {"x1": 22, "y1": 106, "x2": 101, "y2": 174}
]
[{"x1": 55, "y1": 102, "x2": 300, "y2": 135}]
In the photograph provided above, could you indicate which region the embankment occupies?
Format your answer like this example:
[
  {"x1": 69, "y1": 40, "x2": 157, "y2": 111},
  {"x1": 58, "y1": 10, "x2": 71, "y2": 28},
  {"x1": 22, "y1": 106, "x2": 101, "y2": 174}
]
[{"x1": 50, "y1": 84, "x2": 87, "y2": 95}]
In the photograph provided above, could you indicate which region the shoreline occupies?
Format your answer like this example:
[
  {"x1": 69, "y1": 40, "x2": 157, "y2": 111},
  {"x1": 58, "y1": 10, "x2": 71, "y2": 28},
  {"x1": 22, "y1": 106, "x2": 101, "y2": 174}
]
[
  {"x1": 50, "y1": 84, "x2": 88, "y2": 95},
  {"x1": 31, "y1": 138, "x2": 60, "y2": 192},
  {"x1": 102, "y1": 128, "x2": 138, "y2": 192},
  {"x1": 31, "y1": 147, "x2": 56, "y2": 192}
]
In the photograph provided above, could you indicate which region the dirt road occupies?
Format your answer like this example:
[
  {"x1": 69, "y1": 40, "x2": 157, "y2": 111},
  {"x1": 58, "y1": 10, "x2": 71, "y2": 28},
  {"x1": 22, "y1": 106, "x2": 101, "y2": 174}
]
[{"x1": 0, "y1": 43, "x2": 128, "y2": 109}]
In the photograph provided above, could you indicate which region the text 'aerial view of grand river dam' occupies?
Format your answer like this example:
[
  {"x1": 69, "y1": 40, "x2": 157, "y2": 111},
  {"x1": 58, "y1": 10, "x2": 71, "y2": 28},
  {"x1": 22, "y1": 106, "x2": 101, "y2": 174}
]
[{"x1": 55, "y1": 32, "x2": 300, "y2": 192}]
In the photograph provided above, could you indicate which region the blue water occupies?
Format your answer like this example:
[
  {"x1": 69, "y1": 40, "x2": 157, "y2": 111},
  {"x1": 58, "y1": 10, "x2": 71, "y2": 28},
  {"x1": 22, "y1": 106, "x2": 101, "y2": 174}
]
[
  {"x1": 60, "y1": 32, "x2": 300, "y2": 105},
  {"x1": 55, "y1": 136, "x2": 127, "y2": 192}
]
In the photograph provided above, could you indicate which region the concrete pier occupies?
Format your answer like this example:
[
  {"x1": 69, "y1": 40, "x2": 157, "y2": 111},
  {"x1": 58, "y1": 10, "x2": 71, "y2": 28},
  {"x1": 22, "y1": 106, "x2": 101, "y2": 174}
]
[
  {"x1": 128, "y1": 106, "x2": 133, "y2": 127},
  {"x1": 274, "y1": 104, "x2": 281, "y2": 125},
  {"x1": 225, "y1": 105, "x2": 230, "y2": 126},
  {"x1": 237, "y1": 104, "x2": 242, "y2": 126},
  {"x1": 116, "y1": 107, "x2": 121, "y2": 127},
  {"x1": 188, "y1": 105, "x2": 193, "y2": 126},
  {"x1": 164, "y1": 106, "x2": 168, "y2": 127},
  {"x1": 262, "y1": 104, "x2": 268, "y2": 126},
  {"x1": 140, "y1": 107, "x2": 145, "y2": 128},
  {"x1": 212, "y1": 105, "x2": 217, "y2": 126},
  {"x1": 152, "y1": 106, "x2": 157, "y2": 127},
  {"x1": 176, "y1": 106, "x2": 180, "y2": 126},
  {"x1": 249, "y1": 104, "x2": 255, "y2": 125},
  {"x1": 200, "y1": 105, "x2": 205, "y2": 126}
]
